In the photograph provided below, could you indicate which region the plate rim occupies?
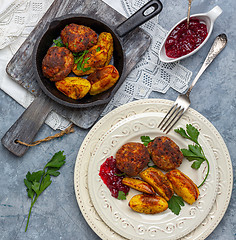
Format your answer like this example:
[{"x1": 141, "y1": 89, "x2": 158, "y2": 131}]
[
  {"x1": 74, "y1": 98, "x2": 233, "y2": 240},
  {"x1": 87, "y1": 111, "x2": 219, "y2": 240}
]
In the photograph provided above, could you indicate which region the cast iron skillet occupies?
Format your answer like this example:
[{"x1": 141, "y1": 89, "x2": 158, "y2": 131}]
[
  {"x1": 1, "y1": 0, "x2": 163, "y2": 157},
  {"x1": 34, "y1": 0, "x2": 163, "y2": 108}
]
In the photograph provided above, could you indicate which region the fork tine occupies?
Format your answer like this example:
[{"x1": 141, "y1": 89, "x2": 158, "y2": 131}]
[
  {"x1": 163, "y1": 108, "x2": 185, "y2": 134},
  {"x1": 158, "y1": 104, "x2": 176, "y2": 129},
  {"x1": 159, "y1": 104, "x2": 180, "y2": 130}
]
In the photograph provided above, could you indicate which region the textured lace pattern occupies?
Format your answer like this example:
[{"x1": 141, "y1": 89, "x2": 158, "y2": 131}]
[
  {"x1": 102, "y1": 0, "x2": 192, "y2": 115},
  {"x1": 0, "y1": 0, "x2": 192, "y2": 130}
]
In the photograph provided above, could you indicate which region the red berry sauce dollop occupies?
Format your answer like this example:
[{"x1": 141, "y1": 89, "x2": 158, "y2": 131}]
[{"x1": 99, "y1": 156, "x2": 130, "y2": 198}]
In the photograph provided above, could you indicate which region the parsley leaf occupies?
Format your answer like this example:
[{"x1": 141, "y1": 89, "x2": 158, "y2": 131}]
[
  {"x1": 174, "y1": 124, "x2": 199, "y2": 144},
  {"x1": 53, "y1": 37, "x2": 64, "y2": 47},
  {"x1": 168, "y1": 195, "x2": 184, "y2": 215},
  {"x1": 140, "y1": 136, "x2": 153, "y2": 146},
  {"x1": 147, "y1": 161, "x2": 158, "y2": 168},
  {"x1": 45, "y1": 151, "x2": 66, "y2": 168},
  {"x1": 74, "y1": 50, "x2": 91, "y2": 72},
  {"x1": 114, "y1": 172, "x2": 126, "y2": 177},
  {"x1": 24, "y1": 151, "x2": 66, "y2": 232},
  {"x1": 175, "y1": 124, "x2": 210, "y2": 188},
  {"x1": 96, "y1": 47, "x2": 101, "y2": 52},
  {"x1": 26, "y1": 170, "x2": 43, "y2": 182},
  {"x1": 186, "y1": 124, "x2": 199, "y2": 144},
  {"x1": 117, "y1": 191, "x2": 127, "y2": 200}
]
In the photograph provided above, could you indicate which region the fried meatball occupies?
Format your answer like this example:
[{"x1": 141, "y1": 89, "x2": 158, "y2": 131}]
[
  {"x1": 42, "y1": 46, "x2": 74, "y2": 81},
  {"x1": 147, "y1": 136, "x2": 183, "y2": 171},
  {"x1": 116, "y1": 142, "x2": 150, "y2": 177},
  {"x1": 61, "y1": 24, "x2": 98, "y2": 53}
]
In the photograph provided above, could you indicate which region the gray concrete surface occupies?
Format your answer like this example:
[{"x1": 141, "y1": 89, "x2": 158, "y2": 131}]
[{"x1": 0, "y1": 0, "x2": 235, "y2": 239}]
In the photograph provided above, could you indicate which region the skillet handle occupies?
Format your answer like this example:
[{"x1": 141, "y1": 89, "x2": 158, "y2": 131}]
[
  {"x1": 115, "y1": 0, "x2": 163, "y2": 37},
  {"x1": 1, "y1": 94, "x2": 53, "y2": 157}
]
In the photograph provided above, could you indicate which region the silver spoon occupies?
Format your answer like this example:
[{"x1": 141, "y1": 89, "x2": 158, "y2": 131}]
[
  {"x1": 158, "y1": 34, "x2": 228, "y2": 133},
  {"x1": 187, "y1": 0, "x2": 193, "y2": 29}
]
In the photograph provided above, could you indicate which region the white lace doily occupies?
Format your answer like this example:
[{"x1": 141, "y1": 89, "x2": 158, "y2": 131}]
[
  {"x1": 0, "y1": 0, "x2": 192, "y2": 130},
  {"x1": 102, "y1": 0, "x2": 192, "y2": 115}
]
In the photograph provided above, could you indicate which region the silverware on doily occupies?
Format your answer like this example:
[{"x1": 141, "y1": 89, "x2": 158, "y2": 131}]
[{"x1": 158, "y1": 33, "x2": 227, "y2": 133}]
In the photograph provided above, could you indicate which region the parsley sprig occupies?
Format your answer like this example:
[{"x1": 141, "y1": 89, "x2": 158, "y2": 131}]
[
  {"x1": 140, "y1": 136, "x2": 153, "y2": 146},
  {"x1": 53, "y1": 37, "x2": 64, "y2": 47},
  {"x1": 168, "y1": 195, "x2": 185, "y2": 215},
  {"x1": 24, "y1": 151, "x2": 66, "y2": 231},
  {"x1": 73, "y1": 50, "x2": 91, "y2": 72},
  {"x1": 175, "y1": 124, "x2": 210, "y2": 188},
  {"x1": 118, "y1": 191, "x2": 127, "y2": 200}
]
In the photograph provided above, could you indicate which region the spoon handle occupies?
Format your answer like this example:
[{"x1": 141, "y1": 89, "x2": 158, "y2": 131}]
[
  {"x1": 186, "y1": 34, "x2": 227, "y2": 96},
  {"x1": 187, "y1": 0, "x2": 192, "y2": 28}
]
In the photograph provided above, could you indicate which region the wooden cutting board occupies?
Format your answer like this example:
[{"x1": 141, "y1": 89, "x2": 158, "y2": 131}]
[
  {"x1": 6, "y1": 0, "x2": 151, "y2": 128},
  {"x1": 3, "y1": 0, "x2": 151, "y2": 156}
]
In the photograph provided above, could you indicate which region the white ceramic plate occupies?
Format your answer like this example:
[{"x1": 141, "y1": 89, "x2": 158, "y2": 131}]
[
  {"x1": 74, "y1": 99, "x2": 233, "y2": 240},
  {"x1": 87, "y1": 112, "x2": 218, "y2": 240}
]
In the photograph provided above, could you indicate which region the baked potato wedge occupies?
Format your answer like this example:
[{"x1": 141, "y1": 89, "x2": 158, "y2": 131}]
[
  {"x1": 87, "y1": 65, "x2": 119, "y2": 95},
  {"x1": 122, "y1": 177, "x2": 155, "y2": 195},
  {"x1": 55, "y1": 77, "x2": 91, "y2": 99},
  {"x1": 139, "y1": 167, "x2": 174, "y2": 201},
  {"x1": 129, "y1": 194, "x2": 168, "y2": 214},
  {"x1": 97, "y1": 32, "x2": 113, "y2": 65},
  {"x1": 166, "y1": 169, "x2": 199, "y2": 205},
  {"x1": 72, "y1": 45, "x2": 108, "y2": 76}
]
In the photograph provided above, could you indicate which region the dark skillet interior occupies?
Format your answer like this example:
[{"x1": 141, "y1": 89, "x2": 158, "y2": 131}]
[{"x1": 34, "y1": 15, "x2": 125, "y2": 108}]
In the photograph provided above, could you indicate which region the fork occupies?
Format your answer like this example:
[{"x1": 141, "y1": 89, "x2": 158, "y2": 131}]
[{"x1": 158, "y1": 33, "x2": 227, "y2": 133}]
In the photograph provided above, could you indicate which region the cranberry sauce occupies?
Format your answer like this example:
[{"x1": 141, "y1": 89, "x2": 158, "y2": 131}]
[
  {"x1": 165, "y1": 18, "x2": 208, "y2": 58},
  {"x1": 99, "y1": 156, "x2": 130, "y2": 198}
]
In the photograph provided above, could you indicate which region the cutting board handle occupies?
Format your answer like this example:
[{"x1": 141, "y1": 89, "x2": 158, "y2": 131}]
[
  {"x1": 115, "y1": 0, "x2": 163, "y2": 37},
  {"x1": 1, "y1": 94, "x2": 54, "y2": 157}
]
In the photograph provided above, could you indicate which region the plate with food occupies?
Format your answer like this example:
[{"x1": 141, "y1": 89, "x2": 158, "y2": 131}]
[
  {"x1": 74, "y1": 99, "x2": 233, "y2": 240},
  {"x1": 87, "y1": 111, "x2": 218, "y2": 240}
]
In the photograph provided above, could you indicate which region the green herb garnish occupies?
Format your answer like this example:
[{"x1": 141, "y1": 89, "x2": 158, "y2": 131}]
[
  {"x1": 96, "y1": 47, "x2": 101, "y2": 52},
  {"x1": 91, "y1": 40, "x2": 94, "y2": 44},
  {"x1": 114, "y1": 172, "x2": 126, "y2": 177},
  {"x1": 118, "y1": 191, "x2": 127, "y2": 200},
  {"x1": 24, "y1": 151, "x2": 66, "y2": 232},
  {"x1": 168, "y1": 195, "x2": 185, "y2": 215},
  {"x1": 175, "y1": 124, "x2": 210, "y2": 188},
  {"x1": 147, "y1": 161, "x2": 158, "y2": 168},
  {"x1": 53, "y1": 37, "x2": 64, "y2": 47},
  {"x1": 140, "y1": 136, "x2": 154, "y2": 146},
  {"x1": 74, "y1": 50, "x2": 91, "y2": 72},
  {"x1": 80, "y1": 39, "x2": 83, "y2": 42}
]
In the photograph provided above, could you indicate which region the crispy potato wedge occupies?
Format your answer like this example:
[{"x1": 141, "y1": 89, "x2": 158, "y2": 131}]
[
  {"x1": 139, "y1": 167, "x2": 174, "y2": 201},
  {"x1": 97, "y1": 32, "x2": 113, "y2": 65},
  {"x1": 55, "y1": 77, "x2": 91, "y2": 99},
  {"x1": 129, "y1": 194, "x2": 168, "y2": 214},
  {"x1": 72, "y1": 45, "x2": 108, "y2": 76},
  {"x1": 166, "y1": 169, "x2": 199, "y2": 205},
  {"x1": 122, "y1": 177, "x2": 155, "y2": 195},
  {"x1": 87, "y1": 65, "x2": 119, "y2": 95}
]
